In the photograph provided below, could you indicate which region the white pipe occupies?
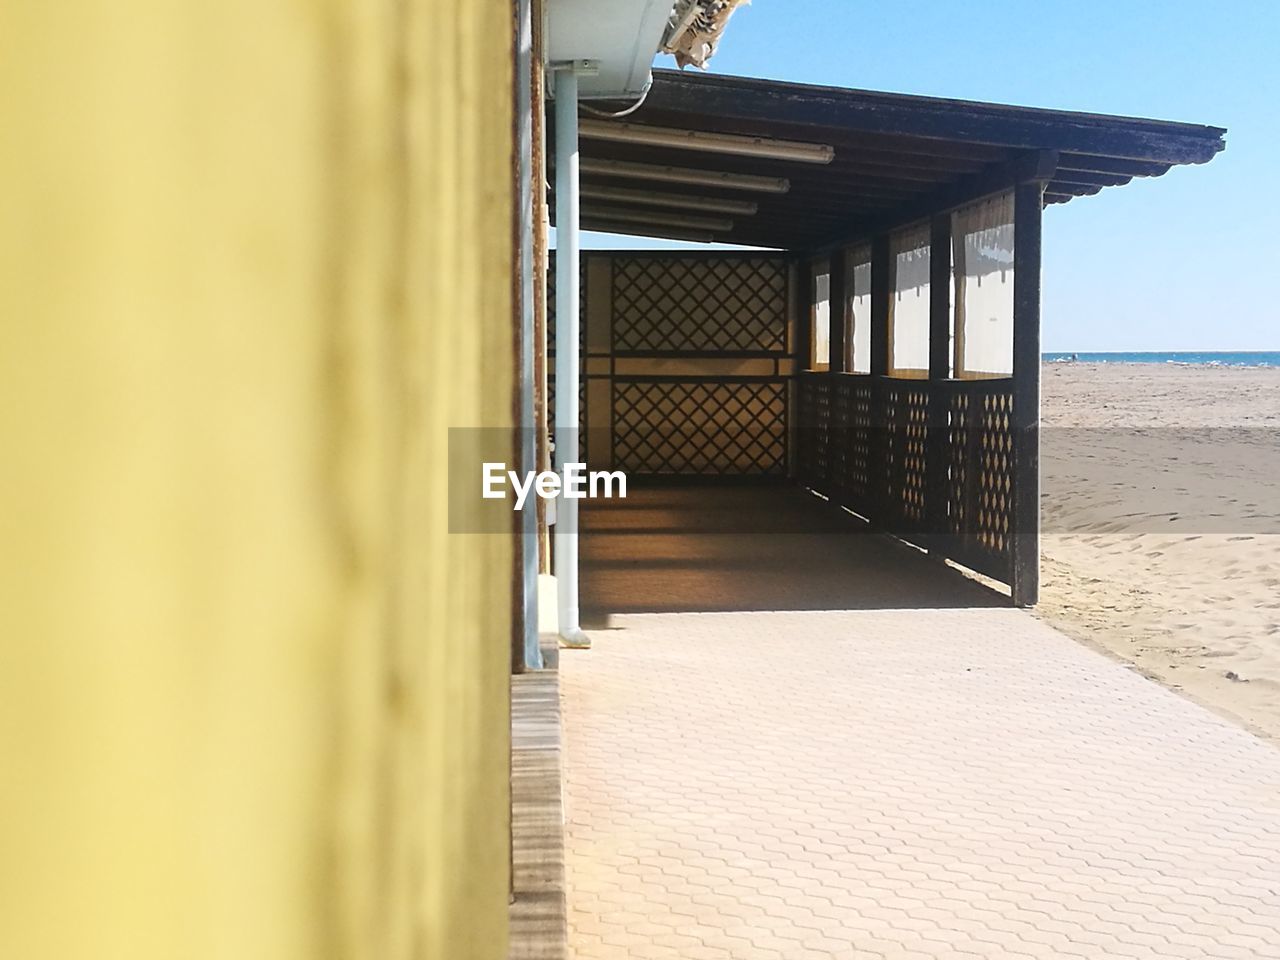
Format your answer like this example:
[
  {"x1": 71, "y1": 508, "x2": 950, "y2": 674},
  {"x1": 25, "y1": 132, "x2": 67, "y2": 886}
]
[{"x1": 554, "y1": 67, "x2": 589, "y2": 649}]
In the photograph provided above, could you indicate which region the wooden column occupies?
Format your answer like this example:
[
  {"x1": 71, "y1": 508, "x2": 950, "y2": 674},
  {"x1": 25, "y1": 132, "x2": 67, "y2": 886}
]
[
  {"x1": 869, "y1": 235, "x2": 891, "y2": 377},
  {"x1": 926, "y1": 213, "x2": 951, "y2": 544},
  {"x1": 828, "y1": 248, "x2": 846, "y2": 373},
  {"x1": 1011, "y1": 181, "x2": 1044, "y2": 606},
  {"x1": 928, "y1": 215, "x2": 952, "y2": 380},
  {"x1": 869, "y1": 234, "x2": 892, "y2": 523},
  {"x1": 790, "y1": 258, "x2": 809, "y2": 481},
  {"x1": 795, "y1": 258, "x2": 812, "y2": 370}
]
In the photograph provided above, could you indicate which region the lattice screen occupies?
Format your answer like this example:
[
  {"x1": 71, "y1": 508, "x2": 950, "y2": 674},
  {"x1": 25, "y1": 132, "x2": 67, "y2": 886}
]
[
  {"x1": 829, "y1": 376, "x2": 851, "y2": 496},
  {"x1": 797, "y1": 374, "x2": 831, "y2": 488},
  {"x1": 611, "y1": 257, "x2": 787, "y2": 353},
  {"x1": 945, "y1": 383, "x2": 1014, "y2": 579},
  {"x1": 612, "y1": 379, "x2": 787, "y2": 476},
  {"x1": 947, "y1": 391, "x2": 973, "y2": 539},
  {"x1": 974, "y1": 390, "x2": 1014, "y2": 557},
  {"x1": 797, "y1": 373, "x2": 1015, "y2": 580},
  {"x1": 833, "y1": 377, "x2": 874, "y2": 515}
]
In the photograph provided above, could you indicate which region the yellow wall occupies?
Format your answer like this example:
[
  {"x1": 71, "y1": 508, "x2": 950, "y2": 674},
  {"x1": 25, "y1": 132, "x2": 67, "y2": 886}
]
[{"x1": 0, "y1": 2, "x2": 514, "y2": 959}]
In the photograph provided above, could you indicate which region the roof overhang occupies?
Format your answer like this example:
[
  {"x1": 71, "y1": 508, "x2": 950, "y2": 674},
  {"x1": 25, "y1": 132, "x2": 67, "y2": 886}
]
[{"x1": 554, "y1": 70, "x2": 1227, "y2": 249}]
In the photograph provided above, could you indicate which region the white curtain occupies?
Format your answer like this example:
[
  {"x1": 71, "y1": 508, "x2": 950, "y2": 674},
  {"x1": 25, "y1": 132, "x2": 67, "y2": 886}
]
[
  {"x1": 952, "y1": 192, "x2": 1014, "y2": 378},
  {"x1": 811, "y1": 263, "x2": 830, "y2": 369},
  {"x1": 890, "y1": 223, "x2": 930, "y2": 377},
  {"x1": 844, "y1": 244, "x2": 872, "y2": 374}
]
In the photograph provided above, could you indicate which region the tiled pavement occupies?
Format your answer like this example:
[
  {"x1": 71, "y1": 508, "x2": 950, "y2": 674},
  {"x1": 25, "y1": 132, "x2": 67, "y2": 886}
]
[{"x1": 560, "y1": 608, "x2": 1280, "y2": 959}]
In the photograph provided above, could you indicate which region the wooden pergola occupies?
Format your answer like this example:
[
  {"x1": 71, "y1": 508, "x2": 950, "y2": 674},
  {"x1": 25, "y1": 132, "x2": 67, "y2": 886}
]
[{"x1": 545, "y1": 70, "x2": 1225, "y2": 606}]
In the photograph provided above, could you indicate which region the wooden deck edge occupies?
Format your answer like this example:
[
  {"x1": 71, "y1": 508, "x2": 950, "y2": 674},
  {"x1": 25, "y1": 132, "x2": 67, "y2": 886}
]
[{"x1": 509, "y1": 655, "x2": 566, "y2": 960}]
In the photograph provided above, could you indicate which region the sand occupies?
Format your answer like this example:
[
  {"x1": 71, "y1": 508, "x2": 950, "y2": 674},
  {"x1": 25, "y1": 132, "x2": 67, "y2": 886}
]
[{"x1": 1038, "y1": 362, "x2": 1280, "y2": 743}]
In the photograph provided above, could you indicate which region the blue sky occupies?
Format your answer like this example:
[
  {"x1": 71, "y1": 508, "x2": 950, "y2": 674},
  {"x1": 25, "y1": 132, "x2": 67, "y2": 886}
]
[{"x1": 575, "y1": 0, "x2": 1277, "y2": 352}]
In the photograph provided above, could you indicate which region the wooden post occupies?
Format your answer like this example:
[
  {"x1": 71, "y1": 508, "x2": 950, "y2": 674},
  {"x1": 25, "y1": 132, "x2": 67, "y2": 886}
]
[
  {"x1": 1011, "y1": 181, "x2": 1044, "y2": 606},
  {"x1": 824, "y1": 251, "x2": 846, "y2": 499},
  {"x1": 828, "y1": 248, "x2": 846, "y2": 374},
  {"x1": 795, "y1": 258, "x2": 812, "y2": 371},
  {"x1": 869, "y1": 234, "x2": 891, "y2": 523},
  {"x1": 870, "y1": 235, "x2": 891, "y2": 377},
  {"x1": 790, "y1": 258, "x2": 810, "y2": 482},
  {"x1": 926, "y1": 213, "x2": 951, "y2": 545},
  {"x1": 928, "y1": 215, "x2": 952, "y2": 380}
]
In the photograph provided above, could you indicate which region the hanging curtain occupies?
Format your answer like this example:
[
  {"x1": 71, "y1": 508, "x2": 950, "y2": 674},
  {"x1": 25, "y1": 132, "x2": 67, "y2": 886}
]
[
  {"x1": 844, "y1": 243, "x2": 872, "y2": 374},
  {"x1": 952, "y1": 192, "x2": 1014, "y2": 378},
  {"x1": 890, "y1": 222, "x2": 931, "y2": 377}
]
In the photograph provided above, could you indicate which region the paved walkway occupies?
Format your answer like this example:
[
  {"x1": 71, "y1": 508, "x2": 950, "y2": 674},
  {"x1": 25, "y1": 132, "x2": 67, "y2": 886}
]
[
  {"x1": 564, "y1": 484, "x2": 1280, "y2": 959},
  {"x1": 562, "y1": 609, "x2": 1280, "y2": 959}
]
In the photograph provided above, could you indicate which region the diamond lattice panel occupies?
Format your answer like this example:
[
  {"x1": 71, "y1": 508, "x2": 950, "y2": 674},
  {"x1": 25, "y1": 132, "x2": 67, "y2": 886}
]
[
  {"x1": 830, "y1": 378, "x2": 851, "y2": 498},
  {"x1": 976, "y1": 391, "x2": 1014, "y2": 555},
  {"x1": 835, "y1": 377, "x2": 875, "y2": 514},
  {"x1": 810, "y1": 377, "x2": 831, "y2": 489},
  {"x1": 947, "y1": 391, "x2": 972, "y2": 538},
  {"x1": 612, "y1": 257, "x2": 787, "y2": 353},
  {"x1": 884, "y1": 384, "x2": 928, "y2": 529},
  {"x1": 797, "y1": 375, "x2": 832, "y2": 491},
  {"x1": 613, "y1": 380, "x2": 787, "y2": 476},
  {"x1": 797, "y1": 377, "x2": 816, "y2": 483}
]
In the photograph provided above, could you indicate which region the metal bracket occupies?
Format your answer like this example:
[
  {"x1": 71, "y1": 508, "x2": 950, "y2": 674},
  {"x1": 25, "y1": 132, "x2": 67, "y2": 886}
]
[
  {"x1": 548, "y1": 59, "x2": 599, "y2": 97},
  {"x1": 550, "y1": 59, "x2": 599, "y2": 75}
]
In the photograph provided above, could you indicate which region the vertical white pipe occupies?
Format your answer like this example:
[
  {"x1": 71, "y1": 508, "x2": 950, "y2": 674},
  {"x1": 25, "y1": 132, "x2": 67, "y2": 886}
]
[{"x1": 554, "y1": 68, "x2": 588, "y2": 648}]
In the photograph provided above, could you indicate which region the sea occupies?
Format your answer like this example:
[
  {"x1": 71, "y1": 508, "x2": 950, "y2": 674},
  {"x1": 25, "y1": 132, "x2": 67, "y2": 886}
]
[{"x1": 1043, "y1": 351, "x2": 1280, "y2": 368}]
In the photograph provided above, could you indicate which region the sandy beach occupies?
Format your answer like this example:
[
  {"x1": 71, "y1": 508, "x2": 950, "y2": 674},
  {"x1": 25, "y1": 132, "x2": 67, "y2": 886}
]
[{"x1": 1038, "y1": 362, "x2": 1280, "y2": 743}]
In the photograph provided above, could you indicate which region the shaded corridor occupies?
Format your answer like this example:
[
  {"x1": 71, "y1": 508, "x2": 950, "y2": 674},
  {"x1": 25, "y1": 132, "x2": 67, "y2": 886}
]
[{"x1": 581, "y1": 484, "x2": 1006, "y2": 620}]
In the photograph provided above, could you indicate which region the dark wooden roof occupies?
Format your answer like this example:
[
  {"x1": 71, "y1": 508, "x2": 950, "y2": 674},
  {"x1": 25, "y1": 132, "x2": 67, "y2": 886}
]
[{"x1": 555, "y1": 69, "x2": 1226, "y2": 250}]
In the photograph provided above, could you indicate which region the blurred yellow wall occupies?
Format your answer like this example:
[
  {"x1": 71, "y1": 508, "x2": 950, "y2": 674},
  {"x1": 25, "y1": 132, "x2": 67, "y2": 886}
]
[{"x1": 0, "y1": 2, "x2": 514, "y2": 958}]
